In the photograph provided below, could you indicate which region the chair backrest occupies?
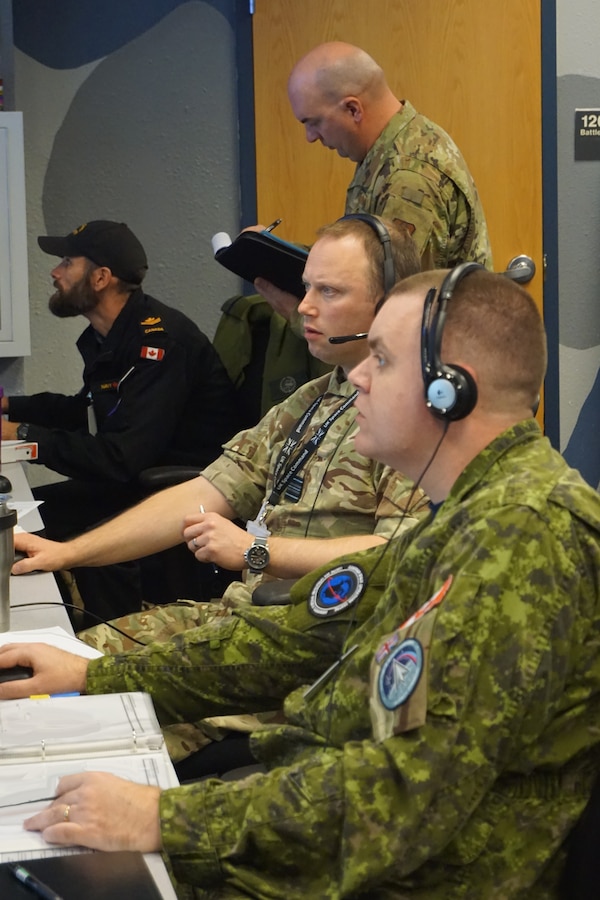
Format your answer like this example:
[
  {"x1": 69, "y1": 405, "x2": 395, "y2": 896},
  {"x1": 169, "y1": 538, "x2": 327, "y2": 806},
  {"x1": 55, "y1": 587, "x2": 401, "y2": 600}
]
[
  {"x1": 213, "y1": 293, "x2": 332, "y2": 428},
  {"x1": 558, "y1": 769, "x2": 600, "y2": 899}
]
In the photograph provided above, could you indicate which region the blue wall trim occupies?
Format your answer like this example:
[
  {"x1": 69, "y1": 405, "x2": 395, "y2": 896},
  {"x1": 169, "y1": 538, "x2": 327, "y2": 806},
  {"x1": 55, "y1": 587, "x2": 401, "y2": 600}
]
[
  {"x1": 235, "y1": 2, "x2": 257, "y2": 229},
  {"x1": 13, "y1": 0, "x2": 236, "y2": 69},
  {"x1": 540, "y1": 0, "x2": 560, "y2": 448}
]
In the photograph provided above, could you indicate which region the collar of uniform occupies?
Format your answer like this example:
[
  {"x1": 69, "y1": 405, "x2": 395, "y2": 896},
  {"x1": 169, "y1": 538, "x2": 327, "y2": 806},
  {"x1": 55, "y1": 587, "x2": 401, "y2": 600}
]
[
  {"x1": 77, "y1": 287, "x2": 145, "y2": 358},
  {"x1": 443, "y1": 419, "x2": 543, "y2": 509},
  {"x1": 325, "y1": 366, "x2": 352, "y2": 395},
  {"x1": 352, "y1": 100, "x2": 418, "y2": 180}
]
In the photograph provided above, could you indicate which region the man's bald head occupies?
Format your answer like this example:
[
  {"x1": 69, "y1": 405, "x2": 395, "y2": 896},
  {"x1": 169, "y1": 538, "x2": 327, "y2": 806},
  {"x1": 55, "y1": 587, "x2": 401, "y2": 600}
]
[
  {"x1": 288, "y1": 42, "x2": 387, "y2": 105},
  {"x1": 288, "y1": 43, "x2": 401, "y2": 163}
]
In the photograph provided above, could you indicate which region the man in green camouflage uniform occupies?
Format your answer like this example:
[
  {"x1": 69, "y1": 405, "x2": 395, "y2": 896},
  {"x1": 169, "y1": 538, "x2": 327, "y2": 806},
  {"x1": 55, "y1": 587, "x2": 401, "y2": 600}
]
[
  {"x1": 288, "y1": 41, "x2": 492, "y2": 270},
  {"x1": 4, "y1": 267, "x2": 600, "y2": 897}
]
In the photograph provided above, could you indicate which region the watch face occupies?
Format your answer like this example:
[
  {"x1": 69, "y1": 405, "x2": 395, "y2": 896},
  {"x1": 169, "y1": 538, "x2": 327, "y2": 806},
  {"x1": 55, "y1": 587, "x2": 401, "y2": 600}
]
[{"x1": 246, "y1": 544, "x2": 270, "y2": 570}]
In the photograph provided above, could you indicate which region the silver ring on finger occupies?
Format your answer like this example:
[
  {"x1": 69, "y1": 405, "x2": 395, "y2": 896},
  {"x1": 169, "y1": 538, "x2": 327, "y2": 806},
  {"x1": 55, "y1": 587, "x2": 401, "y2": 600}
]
[{"x1": 192, "y1": 537, "x2": 198, "y2": 550}]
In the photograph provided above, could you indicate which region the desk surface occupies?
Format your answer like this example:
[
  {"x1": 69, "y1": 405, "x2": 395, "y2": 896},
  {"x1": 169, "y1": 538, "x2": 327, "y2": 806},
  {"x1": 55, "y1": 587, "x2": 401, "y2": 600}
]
[
  {"x1": 3, "y1": 463, "x2": 73, "y2": 634},
  {"x1": 2, "y1": 463, "x2": 177, "y2": 900}
]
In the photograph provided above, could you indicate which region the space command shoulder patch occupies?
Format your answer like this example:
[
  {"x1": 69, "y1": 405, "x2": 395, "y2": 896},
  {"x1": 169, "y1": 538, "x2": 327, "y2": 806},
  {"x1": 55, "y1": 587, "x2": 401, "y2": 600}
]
[
  {"x1": 308, "y1": 563, "x2": 366, "y2": 618},
  {"x1": 378, "y1": 637, "x2": 423, "y2": 710}
]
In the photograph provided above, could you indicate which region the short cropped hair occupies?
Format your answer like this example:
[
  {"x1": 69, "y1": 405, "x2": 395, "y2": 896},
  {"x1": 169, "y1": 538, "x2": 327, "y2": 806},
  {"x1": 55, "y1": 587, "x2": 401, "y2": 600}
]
[
  {"x1": 316, "y1": 216, "x2": 421, "y2": 300},
  {"x1": 393, "y1": 269, "x2": 547, "y2": 413}
]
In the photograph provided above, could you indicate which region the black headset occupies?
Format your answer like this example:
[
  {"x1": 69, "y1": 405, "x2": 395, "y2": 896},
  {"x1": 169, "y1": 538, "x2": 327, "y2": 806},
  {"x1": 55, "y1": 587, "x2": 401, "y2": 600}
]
[
  {"x1": 339, "y1": 213, "x2": 396, "y2": 297},
  {"x1": 421, "y1": 261, "x2": 485, "y2": 421}
]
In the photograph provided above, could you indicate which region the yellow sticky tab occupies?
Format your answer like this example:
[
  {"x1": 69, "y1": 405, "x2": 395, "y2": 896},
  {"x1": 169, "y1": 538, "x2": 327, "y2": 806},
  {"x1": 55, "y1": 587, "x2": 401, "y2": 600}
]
[{"x1": 29, "y1": 694, "x2": 50, "y2": 699}]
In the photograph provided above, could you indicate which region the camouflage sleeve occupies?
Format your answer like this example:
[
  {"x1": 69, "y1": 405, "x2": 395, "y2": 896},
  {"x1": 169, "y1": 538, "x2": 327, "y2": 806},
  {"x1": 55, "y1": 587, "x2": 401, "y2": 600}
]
[
  {"x1": 85, "y1": 545, "x2": 392, "y2": 727},
  {"x1": 158, "y1": 514, "x2": 597, "y2": 895},
  {"x1": 201, "y1": 377, "x2": 328, "y2": 522},
  {"x1": 84, "y1": 604, "x2": 340, "y2": 725},
  {"x1": 370, "y1": 168, "x2": 465, "y2": 270}
]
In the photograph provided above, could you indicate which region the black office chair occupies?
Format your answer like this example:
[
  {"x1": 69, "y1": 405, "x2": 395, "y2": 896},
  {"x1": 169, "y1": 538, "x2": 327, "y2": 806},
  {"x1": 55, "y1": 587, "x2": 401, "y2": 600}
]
[{"x1": 558, "y1": 769, "x2": 600, "y2": 899}]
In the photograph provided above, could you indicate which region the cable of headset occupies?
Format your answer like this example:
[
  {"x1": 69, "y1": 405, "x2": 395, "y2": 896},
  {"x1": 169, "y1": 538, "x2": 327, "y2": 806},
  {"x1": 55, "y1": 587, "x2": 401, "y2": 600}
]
[{"x1": 9, "y1": 601, "x2": 150, "y2": 647}]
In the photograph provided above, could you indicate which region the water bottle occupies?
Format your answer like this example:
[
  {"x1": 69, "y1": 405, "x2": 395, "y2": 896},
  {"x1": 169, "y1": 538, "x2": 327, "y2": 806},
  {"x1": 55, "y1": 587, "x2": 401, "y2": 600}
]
[{"x1": 0, "y1": 477, "x2": 17, "y2": 632}]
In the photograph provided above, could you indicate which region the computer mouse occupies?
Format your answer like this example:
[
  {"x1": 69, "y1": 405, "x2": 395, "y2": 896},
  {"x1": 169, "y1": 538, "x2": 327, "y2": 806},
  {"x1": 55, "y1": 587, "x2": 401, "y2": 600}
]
[{"x1": 0, "y1": 665, "x2": 34, "y2": 683}]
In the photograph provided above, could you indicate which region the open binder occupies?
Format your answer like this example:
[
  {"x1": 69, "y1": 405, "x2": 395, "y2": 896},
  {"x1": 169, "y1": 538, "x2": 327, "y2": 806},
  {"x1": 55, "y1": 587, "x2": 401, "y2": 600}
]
[
  {"x1": 0, "y1": 691, "x2": 164, "y2": 759},
  {"x1": 212, "y1": 229, "x2": 308, "y2": 298},
  {"x1": 0, "y1": 692, "x2": 178, "y2": 861}
]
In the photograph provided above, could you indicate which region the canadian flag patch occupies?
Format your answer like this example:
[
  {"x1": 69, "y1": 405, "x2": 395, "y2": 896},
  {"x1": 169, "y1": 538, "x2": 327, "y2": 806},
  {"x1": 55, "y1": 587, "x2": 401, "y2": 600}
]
[{"x1": 140, "y1": 346, "x2": 165, "y2": 361}]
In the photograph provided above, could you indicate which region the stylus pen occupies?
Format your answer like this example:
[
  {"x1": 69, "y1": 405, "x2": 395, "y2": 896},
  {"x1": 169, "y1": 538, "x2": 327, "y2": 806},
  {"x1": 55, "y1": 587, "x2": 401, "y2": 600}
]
[
  {"x1": 199, "y1": 505, "x2": 219, "y2": 574},
  {"x1": 264, "y1": 218, "x2": 282, "y2": 233},
  {"x1": 8, "y1": 862, "x2": 64, "y2": 900}
]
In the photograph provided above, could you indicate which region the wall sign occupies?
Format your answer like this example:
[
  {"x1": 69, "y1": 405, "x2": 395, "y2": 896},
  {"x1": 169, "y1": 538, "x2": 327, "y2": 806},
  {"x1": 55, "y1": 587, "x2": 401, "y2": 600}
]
[{"x1": 575, "y1": 109, "x2": 600, "y2": 161}]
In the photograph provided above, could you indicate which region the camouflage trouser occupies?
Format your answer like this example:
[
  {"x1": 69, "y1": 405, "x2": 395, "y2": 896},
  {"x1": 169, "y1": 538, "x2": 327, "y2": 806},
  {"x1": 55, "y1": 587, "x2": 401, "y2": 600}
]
[{"x1": 78, "y1": 599, "x2": 281, "y2": 763}]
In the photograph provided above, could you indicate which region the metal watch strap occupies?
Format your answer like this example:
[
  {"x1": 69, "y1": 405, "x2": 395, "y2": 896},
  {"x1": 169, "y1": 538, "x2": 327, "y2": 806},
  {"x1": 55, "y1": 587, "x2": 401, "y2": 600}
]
[{"x1": 244, "y1": 535, "x2": 270, "y2": 573}]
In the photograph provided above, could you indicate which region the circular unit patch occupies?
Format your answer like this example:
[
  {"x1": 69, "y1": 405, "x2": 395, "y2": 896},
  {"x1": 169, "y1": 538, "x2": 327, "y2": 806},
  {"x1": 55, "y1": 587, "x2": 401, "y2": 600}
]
[
  {"x1": 308, "y1": 563, "x2": 366, "y2": 618},
  {"x1": 279, "y1": 375, "x2": 298, "y2": 396},
  {"x1": 378, "y1": 638, "x2": 423, "y2": 710}
]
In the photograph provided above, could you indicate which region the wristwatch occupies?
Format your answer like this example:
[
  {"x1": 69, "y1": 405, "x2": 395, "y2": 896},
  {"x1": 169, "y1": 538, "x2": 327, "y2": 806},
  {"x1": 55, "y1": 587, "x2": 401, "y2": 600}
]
[
  {"x1": 16, "y1": 423, "x2": 30, "y2": 441},
  {"x1": 244, "y1": 535, "x2": 270, "y2": 573}
]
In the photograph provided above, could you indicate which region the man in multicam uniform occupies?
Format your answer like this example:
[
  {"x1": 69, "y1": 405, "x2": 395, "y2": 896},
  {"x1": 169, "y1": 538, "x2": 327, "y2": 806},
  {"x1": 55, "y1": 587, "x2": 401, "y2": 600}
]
[
  {"x1": 3, "y1": 266, "x2": 600, "y2": 898},
  {"x1": 288, "y1": 41, "x2": 492, "y2": 272},
  {"x1": 256, "y1": 41, "x2": 492, "y2": 325}
]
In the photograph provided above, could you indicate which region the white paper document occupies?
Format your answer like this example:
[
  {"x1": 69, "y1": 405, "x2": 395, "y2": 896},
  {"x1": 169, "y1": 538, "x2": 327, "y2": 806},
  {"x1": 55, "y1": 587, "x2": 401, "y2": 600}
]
[
  {"x1": 0, "y1": 692, "x2": 178, "y2": 860},
  {"x1": 0, "y1": 626, "x2": 103, "y2": 660}
]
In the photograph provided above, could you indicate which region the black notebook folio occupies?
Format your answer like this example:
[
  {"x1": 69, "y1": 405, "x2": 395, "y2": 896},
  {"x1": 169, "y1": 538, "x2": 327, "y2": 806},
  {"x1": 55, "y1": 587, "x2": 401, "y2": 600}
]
[
  {"x1": 212, "y1": 229, "x2": 308, "y2": 298},
  {"x1": 0, "y1": 851, "x2": 162, "y2": 900}
]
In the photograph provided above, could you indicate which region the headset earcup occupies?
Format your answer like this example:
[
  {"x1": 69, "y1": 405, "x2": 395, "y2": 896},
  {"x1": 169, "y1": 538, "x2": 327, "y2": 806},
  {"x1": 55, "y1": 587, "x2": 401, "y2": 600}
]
[
  {"x1": 427, "y1": 374, "x2": 457, "y2": 413},
  {"x1": 426, "y1": 364, "x2": 477, "y2": 421}
]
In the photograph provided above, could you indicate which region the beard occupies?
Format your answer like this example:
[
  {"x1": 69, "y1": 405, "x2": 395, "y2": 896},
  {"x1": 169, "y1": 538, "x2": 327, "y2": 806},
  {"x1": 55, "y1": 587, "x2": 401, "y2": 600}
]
[{"x1": 49, "y1": 274, "x2": 99, "y2": 318}]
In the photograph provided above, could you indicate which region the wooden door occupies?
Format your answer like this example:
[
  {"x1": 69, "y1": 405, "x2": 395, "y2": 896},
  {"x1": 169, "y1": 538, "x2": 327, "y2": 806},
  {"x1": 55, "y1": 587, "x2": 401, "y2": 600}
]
[{"x1": 252, "y1": 0, "x2": 543, "y2": 311}]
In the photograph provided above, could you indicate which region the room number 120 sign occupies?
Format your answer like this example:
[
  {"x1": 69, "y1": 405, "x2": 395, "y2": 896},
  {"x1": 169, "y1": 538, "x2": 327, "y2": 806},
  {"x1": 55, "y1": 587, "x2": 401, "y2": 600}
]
[{"x1": 575, "y1": 109, "x2": 600, "y2": 160}]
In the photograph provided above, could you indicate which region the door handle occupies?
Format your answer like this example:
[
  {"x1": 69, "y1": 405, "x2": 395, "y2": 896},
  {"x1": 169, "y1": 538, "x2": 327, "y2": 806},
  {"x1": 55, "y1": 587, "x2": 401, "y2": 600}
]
[{"x1": 501, "y1": 255, "x2": 536, "y2": 284}]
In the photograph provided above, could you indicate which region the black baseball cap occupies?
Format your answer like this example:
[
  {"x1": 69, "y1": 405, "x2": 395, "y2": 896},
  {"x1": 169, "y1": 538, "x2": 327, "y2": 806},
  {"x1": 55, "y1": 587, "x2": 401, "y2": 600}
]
[{"x1": 38, "y1": 220, "x2": 148, "y2": 284}]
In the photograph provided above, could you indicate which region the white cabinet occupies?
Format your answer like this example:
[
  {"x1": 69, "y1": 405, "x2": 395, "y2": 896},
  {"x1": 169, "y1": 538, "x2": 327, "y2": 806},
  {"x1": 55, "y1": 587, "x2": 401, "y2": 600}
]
[{"x1": 0, "y1": 112, "x2": 30, "y2": 356}]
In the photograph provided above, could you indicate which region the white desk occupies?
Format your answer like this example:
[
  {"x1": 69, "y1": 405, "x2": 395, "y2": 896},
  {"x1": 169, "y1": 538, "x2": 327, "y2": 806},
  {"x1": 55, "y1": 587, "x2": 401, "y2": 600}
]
[
  {"x1": 3, "y1": 462, "x2": 72, "y2": 633},
  {"x1": 2, "y1": 462, "x2": 178, "y2": 900}
]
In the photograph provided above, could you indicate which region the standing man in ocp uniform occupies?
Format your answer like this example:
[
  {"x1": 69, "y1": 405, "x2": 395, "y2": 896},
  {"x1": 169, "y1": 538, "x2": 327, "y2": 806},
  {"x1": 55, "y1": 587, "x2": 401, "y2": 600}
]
[
  {"x1": 256, "y1": 41, "x2": 492, "y2": 324},
  {"x1": 287, "y1": 42, "x2": 492, "y2": 270},
  {"x1": 1, "y1": 220, "x2": 240, "y2": 622}
]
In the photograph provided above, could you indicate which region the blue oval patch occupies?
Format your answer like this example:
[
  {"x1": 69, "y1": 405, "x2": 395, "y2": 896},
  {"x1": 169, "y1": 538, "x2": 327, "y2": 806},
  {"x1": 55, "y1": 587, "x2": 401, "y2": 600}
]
[
  {"x1": 308, "y1": 563, "x2": 366, "y2": 618},
  {"x1": 378, "y1": 638, "x2": 423, "y2": 710}
]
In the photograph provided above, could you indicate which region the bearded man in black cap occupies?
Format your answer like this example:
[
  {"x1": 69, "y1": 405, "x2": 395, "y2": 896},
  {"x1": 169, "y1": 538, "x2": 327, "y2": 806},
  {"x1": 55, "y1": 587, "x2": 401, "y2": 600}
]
[{"x1": 1, "y1": 220, "x2": 240, "y2": 624}]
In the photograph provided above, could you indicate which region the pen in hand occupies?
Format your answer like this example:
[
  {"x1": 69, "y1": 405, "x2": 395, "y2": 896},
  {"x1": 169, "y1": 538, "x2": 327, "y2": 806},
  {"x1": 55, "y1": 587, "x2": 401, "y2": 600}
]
[
  {"x1": 264, "y1": 218, "x2": 282, "y2": 233},
  {"x1": 199, "y1": 505, "x2": 219, "y2": 575},
  {"x1": 8, "y1": 862, "x2": 64, "y2": 900}
]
